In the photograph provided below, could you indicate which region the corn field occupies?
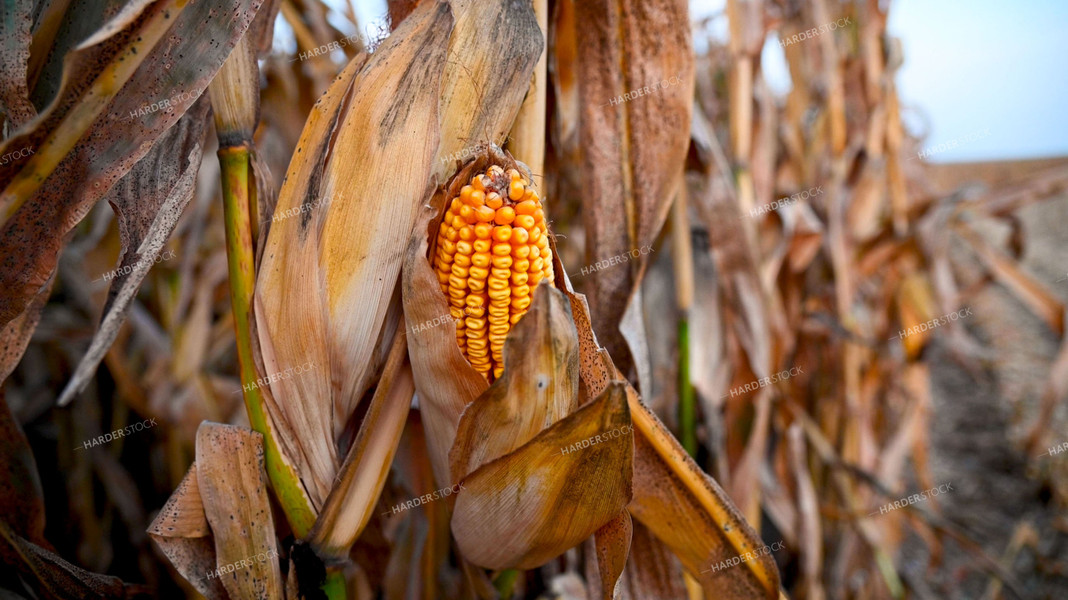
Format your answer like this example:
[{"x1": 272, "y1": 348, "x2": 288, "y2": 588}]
[{"x1": 1, "y1": 0, "x2": 1066, "y2": 598}]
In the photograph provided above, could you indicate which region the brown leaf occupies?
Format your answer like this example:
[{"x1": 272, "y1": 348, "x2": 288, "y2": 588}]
[
  {"x1": 255, "y1": 0, "x2": 452, "y2": 510},
  {"x1": 571, "y1": 0, "x2": 695, "y2": 373},
  {"x1": 147, "y1": 464, "x2": 228, "y2": 599},
  {"x1": 451, "y1": 383, "x2": 634, "y2": 570},
  {"x1": 626, "y1": 389, "x2": 779, "y2": 598},
  {"x1": 449, "y1": 283, "x2": 580, "y2": 482},
  {"x1": 0, "y1": 523, "x2": 145, "y2": 599},
  {"x1": 593, "y1": 510, "x2": 632, "y2": 600},
  {"x1": 0, "y1": 0, "x2": 263, "y2": 332},
  {"x1": 310, "y1": 331, "x2": 415, "y2": 559},
  {"x1": 0, "y1": 280, "x2": 51, "y2": 385},
  {"x1": 195, "y1": 423, "x2": 283, "y2": 599},
  {"x1": 58, "y1": 98, "x2": 208, "y2": 405},
  {"x1": 957, "y1": 222, "x2": 1064, "y2": 334},
  {"x1": 0, "y1": 0, "x2": 35, "y2": 127},
  {"x1": 0, "y1": 388, "x2": 45, "y2": 546}
]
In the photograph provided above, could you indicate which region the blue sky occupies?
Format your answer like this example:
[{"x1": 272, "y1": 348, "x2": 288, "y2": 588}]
[
  {"x1": 698, "y1": 0, "x2": 1068, "y2": 162},
  {"x1": 336, "y1": 0, "x2": 1068, "y2": 163}
]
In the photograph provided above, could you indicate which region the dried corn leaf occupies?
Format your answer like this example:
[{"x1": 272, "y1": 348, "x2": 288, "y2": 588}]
[
  {"x1": 451, "y1": 382, "x2": 633, "y2": 570},
  {"x1": 0, "y1": 520, "x2": 144, "y2": 599},
  {"x1": 568, "y1": 0, "x2": 695, "y2": 371},
  {"x1": 310, "y1": 334, "x2": 415, "y2": 557},
  {"x1": 547, "y1": 235, "x2": 780, "y2": 597},
  {"x1": 147, "y1": 464, "x2": 228, "y2": 600},
  {"x1": 626, "y1": 390, "x2": 780, "y2": 598},
  {"x1": 58, "y1": 99, "x2": 208, "y2": 405},
  {"x1": 592, "y1": 510, "x2": 632, "y2": 600},
  {"x1": 0, "y1": 0, "x2": 262, "y2": 331},
  {"x1": 0, "y1": 0, "x2": 35, "y2": 127},
  {"x1": 0, "y1": 389, "x2": 44, "y2": 546},
  {"x1": 195, "y1": 423, "x2": 283, "y2": 599},
  {"x1": 449, "y1": 284, "x2": 580, "y2": 482},
  {"x1": 957, "y1": 222, "x2": 1064, "y2": 334},
  {"x1": 255, "y1": 0, "x2": 451, "y2": 508},
  {"x1": 432, "y1": 0, "x2": 543, "y2": 181},
  {"x1": 0, "y1": 282, "x2": 50, "y2": 385}
]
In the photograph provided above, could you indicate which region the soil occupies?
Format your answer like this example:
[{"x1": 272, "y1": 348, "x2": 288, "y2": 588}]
[{"x1": 898, "y1": 160, "x2": 1068, "y2": 599}]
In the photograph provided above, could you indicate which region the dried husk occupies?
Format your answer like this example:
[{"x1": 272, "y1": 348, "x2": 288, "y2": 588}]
[{"x1": 254, "y1": 0, "x2": 452, "y2": 510}]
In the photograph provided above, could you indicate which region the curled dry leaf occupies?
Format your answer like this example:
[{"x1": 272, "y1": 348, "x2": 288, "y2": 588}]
[
  {"x1": 147, "y1": 465, "x2": 228, "y2": 599},
  {"x1": 592, "y1": 510, "x2": 633, "y2": 600},
  {"x1": 448, "y1": 284, "x2": 580, "y2": 482},
  {"x1": 451, "y1": 382, "x2": 634, "y2": 570},
  {"x1": 545, "y1": 235, "x2": 781, "y2": 598},
  {"x1": 194, "y1": 423, "x2": 283, "y2": 599}
]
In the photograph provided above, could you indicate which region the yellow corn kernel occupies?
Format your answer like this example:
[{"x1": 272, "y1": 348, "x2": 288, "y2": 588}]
[{"x1": 430, "y1": 162, "x2": 553, "y2": 382}]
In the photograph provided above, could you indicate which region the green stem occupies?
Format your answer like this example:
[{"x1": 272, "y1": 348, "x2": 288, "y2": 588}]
[
  {"x1": 492, "y1": 569, "x2": 520, "y2": 598},
  {"x1": 219, "y1": 147, "x2": 342, "y2": 598},
  {"x1": 678, "y1": 318, "x2": 697, "y2": 457},
  {"x1": 322, "y1": 569, "x2": 348, "y2": 599}
]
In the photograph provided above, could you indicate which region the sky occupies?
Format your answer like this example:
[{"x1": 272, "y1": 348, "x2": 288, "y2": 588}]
[{"x1": 326, "y1": 0, "x2": 1068, "y2": 163}]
